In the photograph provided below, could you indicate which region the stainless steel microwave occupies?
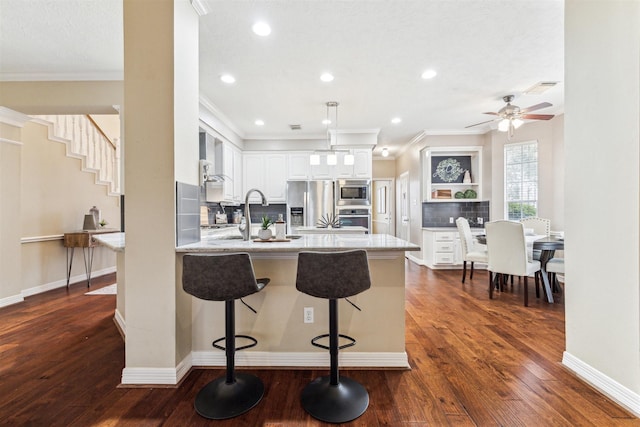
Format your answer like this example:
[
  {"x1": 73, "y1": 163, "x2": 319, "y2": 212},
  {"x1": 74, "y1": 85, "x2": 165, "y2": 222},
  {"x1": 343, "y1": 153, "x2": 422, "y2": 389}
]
[{"x1": 336, "y1": 180, "x2": 371, "y2": 206}]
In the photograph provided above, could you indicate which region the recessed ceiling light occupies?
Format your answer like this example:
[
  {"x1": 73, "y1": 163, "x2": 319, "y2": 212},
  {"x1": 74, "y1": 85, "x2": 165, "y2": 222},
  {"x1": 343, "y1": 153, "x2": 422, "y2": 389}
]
[
  {"x1": 220, "y1": 74, "x2": 236, "y2": 84},
  {"x1": 322, "y1": 119, "x2": 331, "y2": 125},
  {"x1": 391, "y1": 117, "x2": 402, "y2": 124},
  {"x1": 320, "y1": 73, "x2": 334, "y2": 82},
  {"x1": 255, "y1": 119, "x2": 265, "y2": 126},
  {"x1": 421, "y1": 69, "x2": 437, "y2": 79},
  {"x1": 252, "y1": 22, "x2": 271, "y2": 36}
]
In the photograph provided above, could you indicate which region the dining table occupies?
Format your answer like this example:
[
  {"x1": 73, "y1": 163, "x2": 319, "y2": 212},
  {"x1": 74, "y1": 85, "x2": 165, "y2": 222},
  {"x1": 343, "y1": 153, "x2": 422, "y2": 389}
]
[{"x1": 476, "y1": 234, "x2": 564, "y2": 303}]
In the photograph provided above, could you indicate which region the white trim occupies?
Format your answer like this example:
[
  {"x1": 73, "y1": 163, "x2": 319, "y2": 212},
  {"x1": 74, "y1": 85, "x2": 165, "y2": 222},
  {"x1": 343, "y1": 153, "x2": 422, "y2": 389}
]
[
  {"x1": 405, "y1": 252, "x2": 425, "y2": 266},
  {"x1": 0, "y1": 72, "x2": 123, "y2": 82},
  {"x1": 121, "y1": 354, "x2": 192, "y2": 386},
  {"x1": 562, "y1": 351, "x2": 640, "y2": 417},
  {"x1": 0, "y1": 107, "x2": 31, "y2": 127},
  {"x1": 114, "y1": 308, "x2": 126, "y2": 337},
  {"x1": 0, "y1": 293, "x2": 25, "y2": 308},
  {"x1": 21, "y1": 234, "x2": 64, "y2": 243},
  {"x1": 191, "y1": 351, "x2": 409, "y2": 369},
  {"x1": 424, "y1": 129, "x2": 486, "y2": 136},
  {"x1": 21, "y1": 266, "x2": 116, "y2": 297},
  {"x1": 189, "y1": 0, "x2": 210, "y2": 16},
  {"x1": 0, "y1": 137, "x2": 23, "y2": 146}
]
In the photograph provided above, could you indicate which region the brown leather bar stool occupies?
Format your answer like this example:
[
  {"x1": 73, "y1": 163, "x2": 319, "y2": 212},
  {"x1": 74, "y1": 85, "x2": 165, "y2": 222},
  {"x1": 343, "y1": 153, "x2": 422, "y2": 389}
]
[
  {"x1": 295, "y1": 250, "x2": 371, "y2": 423},
  {"x1": 182, "y1": 253, "x2": 269, "y2": 420}
]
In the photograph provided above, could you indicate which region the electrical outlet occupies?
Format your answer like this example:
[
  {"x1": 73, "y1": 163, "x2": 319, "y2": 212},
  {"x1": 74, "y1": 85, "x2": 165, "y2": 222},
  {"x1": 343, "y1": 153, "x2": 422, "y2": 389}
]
[
  {"x1": 477, "y1": 217, "x2": 484, "y2": 225},
  {"x1": 304, "y1": 307, "x2": 314, "y2": 323},
  {"x1": 449, "y1": 217, "x2": 454, "y2": 224}
]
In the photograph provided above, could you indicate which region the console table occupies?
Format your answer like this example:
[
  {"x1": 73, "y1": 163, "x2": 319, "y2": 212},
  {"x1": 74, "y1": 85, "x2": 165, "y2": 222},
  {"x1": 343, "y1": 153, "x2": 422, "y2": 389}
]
[{"x1": 63, "y1": 229, "x2": 118, "y2": 287}]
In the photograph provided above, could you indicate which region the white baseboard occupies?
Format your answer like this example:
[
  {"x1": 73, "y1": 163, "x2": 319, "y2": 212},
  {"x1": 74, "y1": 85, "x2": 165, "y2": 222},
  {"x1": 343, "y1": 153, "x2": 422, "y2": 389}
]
[
  {"x1": 406, "y1": 252, "x2": 424, "y2": 266},
  {"x1": 119, "y1": 351, "x2": 409, "y2": 386},
  {"x1": 22, "y1": 266, "x2": 116, "y2": 298},
  {"x1": 191, "y1": 350, "x2": 409, "y2": 369},
  {"x1": 113, "y1": 308, "x2": 126, "y2": 337},
  {"x1": 563, "y1": 351, "x2": 640, "y2": 416},
  {"x1": 121, "y1": 353, "x2": 193, "y2": 386},
  {"x1": 0, "y1": 293, "x2": 25, "y2": 308}
]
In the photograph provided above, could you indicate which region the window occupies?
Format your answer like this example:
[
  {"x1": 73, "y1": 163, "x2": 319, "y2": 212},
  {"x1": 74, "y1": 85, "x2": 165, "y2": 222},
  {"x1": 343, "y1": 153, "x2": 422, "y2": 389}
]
[{"x1": 504, "y1": 141, "x2": 538, "y2": 220}]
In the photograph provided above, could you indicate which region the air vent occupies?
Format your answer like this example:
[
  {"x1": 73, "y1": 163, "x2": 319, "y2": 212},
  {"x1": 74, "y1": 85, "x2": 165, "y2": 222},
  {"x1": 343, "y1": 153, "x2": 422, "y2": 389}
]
[
  {"x1": 289, "y1": 124, "x2": 302, "y2": 130},
  {"x1": 524, "y1": 82, "x2": 558, "y2": 95}
]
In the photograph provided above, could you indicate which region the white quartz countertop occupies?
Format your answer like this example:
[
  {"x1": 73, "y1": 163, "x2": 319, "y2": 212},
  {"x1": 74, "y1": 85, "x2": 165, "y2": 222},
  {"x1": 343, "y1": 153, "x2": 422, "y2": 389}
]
[
  {"x1": 296, "y1": 226, "x2": 367, "y2": 234},
  {"x1": 422, "y1": 227, "x2": 484, "y2": 232},
  {"x1": 93, "y1": 232, "x2": 125, "y2": 252},
  {"x1": 179, "y1": 233, "x2": 419, "y2": 253},
  {"x1": 95, "y1": 231, "x2": 419, "y2": 253}
]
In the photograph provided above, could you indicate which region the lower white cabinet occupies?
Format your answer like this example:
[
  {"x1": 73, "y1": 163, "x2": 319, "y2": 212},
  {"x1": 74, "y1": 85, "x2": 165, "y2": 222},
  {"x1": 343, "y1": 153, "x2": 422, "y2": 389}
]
[{"x1": 422, "y1": 228, "x2": 484, "y2": 269}]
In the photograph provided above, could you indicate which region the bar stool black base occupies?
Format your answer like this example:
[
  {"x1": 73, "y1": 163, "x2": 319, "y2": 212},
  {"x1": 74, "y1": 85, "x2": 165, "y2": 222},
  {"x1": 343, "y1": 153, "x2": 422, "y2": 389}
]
[
  {"x1": 194, "y1": 373, "x2": 264, "y2": 420},
  {"x1": 300, "y1": 376, "x2": 369, "y2": 423}
]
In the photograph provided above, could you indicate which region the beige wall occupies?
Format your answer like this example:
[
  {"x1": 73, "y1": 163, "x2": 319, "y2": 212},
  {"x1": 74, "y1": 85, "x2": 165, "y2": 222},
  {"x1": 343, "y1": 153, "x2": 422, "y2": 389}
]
[
  {"x1": 565, "y1": 0, "x2": 640, "y2": 398},
  {"x1": 373, "y1": 158, "x2": 396, "y2": 178},
  {"x1": 21, "y1": 121, "x2": 120, "y2": 289}
]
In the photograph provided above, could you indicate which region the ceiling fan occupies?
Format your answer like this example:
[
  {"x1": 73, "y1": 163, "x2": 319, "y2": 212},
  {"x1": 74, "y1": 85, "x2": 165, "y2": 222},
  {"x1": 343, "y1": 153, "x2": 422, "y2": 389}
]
[{"x1": 466, "y1": 95, "x2": 554, "y2": 139}]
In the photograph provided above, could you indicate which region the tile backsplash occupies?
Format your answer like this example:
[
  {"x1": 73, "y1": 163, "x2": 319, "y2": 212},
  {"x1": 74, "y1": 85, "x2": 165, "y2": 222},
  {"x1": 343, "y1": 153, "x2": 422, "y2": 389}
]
[
  {"x1": 422, "y1": 201, "x2": 489, "y2": 228},
  {"x1": 201, "y1": 202, "x2": 286, "y2": 226}
]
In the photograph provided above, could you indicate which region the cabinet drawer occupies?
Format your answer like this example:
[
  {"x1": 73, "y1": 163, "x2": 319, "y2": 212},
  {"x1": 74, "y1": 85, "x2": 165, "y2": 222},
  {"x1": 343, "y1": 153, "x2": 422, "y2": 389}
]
[
  {"x1": 435, "y1": 242, "x2": 455, "y2": 252},
  {"x1": 435, "y1": 232, "x2": 456, "y2": 241},
  {"x1": 435, "y1": 253, "x2": 455, "y2": 264}
]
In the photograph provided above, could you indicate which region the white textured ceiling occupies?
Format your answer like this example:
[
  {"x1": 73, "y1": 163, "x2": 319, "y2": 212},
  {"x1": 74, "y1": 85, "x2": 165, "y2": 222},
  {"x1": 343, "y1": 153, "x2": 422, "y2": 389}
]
[{"x1": 0, "y1": 0, "x2": 564, "y2": 156}]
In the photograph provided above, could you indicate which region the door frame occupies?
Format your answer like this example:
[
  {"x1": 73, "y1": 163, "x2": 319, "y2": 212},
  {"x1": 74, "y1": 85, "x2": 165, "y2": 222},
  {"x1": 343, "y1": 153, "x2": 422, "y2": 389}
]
[{"x1": 372, "y1": 178, "x2": 395, "y2": 236}]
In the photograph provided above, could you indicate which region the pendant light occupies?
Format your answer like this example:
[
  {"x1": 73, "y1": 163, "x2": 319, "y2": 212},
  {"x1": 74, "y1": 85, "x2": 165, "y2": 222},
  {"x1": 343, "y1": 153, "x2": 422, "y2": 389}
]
[{"x1": 309, "y1": 101, "x2": 353, "y2": 166}]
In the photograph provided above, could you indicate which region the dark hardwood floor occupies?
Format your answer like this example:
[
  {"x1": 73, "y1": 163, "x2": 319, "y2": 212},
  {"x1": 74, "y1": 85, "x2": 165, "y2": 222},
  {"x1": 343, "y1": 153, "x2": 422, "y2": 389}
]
[{"x1": 1, "y1": 263, "x2": 638, "y2": 426}]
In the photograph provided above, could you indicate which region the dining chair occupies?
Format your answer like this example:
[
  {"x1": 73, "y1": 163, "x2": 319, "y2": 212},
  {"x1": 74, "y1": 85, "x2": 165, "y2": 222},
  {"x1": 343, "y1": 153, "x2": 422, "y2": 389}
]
[
  {"x1": 485, "y1": 220, "x2": 541, "y2": 307},
  {"x1": 455, "y1": 217, "x2": 488, "y2": 283},
  {"x1": 520, "y1": 217, "x2": 550, "y2": 261}
]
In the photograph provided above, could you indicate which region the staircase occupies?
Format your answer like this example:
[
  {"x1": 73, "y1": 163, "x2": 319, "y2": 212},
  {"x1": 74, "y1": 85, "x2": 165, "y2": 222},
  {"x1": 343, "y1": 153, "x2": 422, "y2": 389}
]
[{"x1": 32, "y1": 115, "x2": 121, "y2": 196}]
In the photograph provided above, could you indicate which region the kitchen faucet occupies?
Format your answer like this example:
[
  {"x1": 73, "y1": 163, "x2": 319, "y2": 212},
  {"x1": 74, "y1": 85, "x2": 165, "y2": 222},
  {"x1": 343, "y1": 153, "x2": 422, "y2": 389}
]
[{"x1": 239, "y1": 188, "x2": 269, "y2": 240}]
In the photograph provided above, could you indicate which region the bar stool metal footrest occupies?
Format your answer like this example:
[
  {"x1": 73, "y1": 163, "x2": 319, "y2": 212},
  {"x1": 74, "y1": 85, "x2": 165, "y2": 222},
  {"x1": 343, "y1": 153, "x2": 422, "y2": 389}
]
[{"x1": 311, "y1": 333, "x2": 356, "y2": 351}]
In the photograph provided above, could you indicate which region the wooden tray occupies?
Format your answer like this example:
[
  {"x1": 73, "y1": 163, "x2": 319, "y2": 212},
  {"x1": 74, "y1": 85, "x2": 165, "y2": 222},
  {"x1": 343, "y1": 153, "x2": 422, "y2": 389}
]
[{"x1": 253, "y1": 238, "x2": 291, "y2": 243}]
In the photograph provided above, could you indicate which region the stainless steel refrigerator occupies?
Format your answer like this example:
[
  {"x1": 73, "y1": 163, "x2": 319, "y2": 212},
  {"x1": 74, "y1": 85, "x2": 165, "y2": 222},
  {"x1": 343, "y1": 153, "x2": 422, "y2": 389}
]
[{"x1": 286, "y1": 180, "x2": 335, "y2": 232}]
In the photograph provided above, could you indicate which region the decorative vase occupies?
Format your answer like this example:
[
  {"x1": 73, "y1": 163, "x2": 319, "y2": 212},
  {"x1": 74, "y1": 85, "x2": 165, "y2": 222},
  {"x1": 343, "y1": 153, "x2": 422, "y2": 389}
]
[
  {"x1": 463, "y1": 170, "x2": 471, "y2": 183},
  {"x1": 258, "y1": 228, "x2": 272, "y2": 240}
]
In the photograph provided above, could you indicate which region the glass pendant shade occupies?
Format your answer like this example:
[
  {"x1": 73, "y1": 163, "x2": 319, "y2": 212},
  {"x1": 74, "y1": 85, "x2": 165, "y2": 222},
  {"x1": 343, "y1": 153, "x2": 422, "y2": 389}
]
[
  {"x1": 327, "y1": 153, "x2": 337, "y2": 165},
  {"x1": 309, "y1": 154, "x2": 320, "y2": 165},
  {"x1": 344, "y1": 153, "x2": 355, "y2": 165}
]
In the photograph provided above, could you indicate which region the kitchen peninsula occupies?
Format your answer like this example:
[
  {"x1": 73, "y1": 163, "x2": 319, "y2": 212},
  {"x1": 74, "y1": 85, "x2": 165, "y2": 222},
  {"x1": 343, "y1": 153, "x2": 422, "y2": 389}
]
[{"x1": 96, "y1": 232, "x2": 419, "y2": 373}]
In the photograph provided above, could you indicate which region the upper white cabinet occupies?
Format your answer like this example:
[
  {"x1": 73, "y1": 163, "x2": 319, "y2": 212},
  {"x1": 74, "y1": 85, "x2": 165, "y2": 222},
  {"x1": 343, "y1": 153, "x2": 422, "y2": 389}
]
[
  {"x1": 288, "y1": 152, "x2": 312, "y2": 180},
  {"x1": 243, "y1": 153, "x2": 288, "y2": 203},
  {"x1": 205, "y1": 140, "x2": 242, "y2": 203},
  {"x1": 422, "y1": 146, "x2": 482, "y2": 202},
  {"x1": 352, "y1": 149, "x2": 372, "y2": 178}
]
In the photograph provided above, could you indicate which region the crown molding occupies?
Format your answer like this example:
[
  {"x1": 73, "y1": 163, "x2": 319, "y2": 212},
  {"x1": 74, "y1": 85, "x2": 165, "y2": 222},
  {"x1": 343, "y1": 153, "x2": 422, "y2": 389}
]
[
  {"x1": 0, "y1": 72, "x2": 123, "y2": 82},
  {"x1": 424, "y1": 129, "x2": 487, "y2": 136}
]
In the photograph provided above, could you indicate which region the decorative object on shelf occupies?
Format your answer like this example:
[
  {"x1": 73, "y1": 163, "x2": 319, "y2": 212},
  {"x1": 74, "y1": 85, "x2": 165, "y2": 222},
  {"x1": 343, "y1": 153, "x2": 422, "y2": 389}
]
[
  {"x1": 455, "y1": 191, "x2": 465, "y2": 199},
  {"x1": 99, "y1": 219, "x2": 108, "y2": 228},
  {"x1": 463, "y1": 170, "x2": 471, "y2": 183},
  {"x1": 275, "y1": 214, "x2": 286, "y2": 240},
  {"x1": 89, "y1": 205, "x2": 100, "y2": 225},
  {"x1": 431, "y1": 189, "x2": 452, "y2": 199},
  {"x1": 431, "y1": 156, "x2": 472, "y2": 183},
  {"x1": 258, "y1": 215, "x2": 273, "y2": 240},
  {"x1": 464, "y1": 189, "x2": 477, "y2": 199},
  {"x1": 316, "y1": 212, "x2": 340, "y2": 228}
]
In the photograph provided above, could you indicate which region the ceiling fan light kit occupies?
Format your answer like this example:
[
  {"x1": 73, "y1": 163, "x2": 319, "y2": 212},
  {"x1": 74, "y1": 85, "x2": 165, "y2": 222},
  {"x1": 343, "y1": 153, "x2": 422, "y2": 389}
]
[{"x1": 466, "y1": 94, "x2": 555, "y2": 139}]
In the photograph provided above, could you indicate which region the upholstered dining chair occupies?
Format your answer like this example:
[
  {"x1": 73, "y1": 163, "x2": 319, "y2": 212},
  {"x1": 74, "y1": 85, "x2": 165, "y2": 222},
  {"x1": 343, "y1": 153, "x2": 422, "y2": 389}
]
[
  {"x1": 520, "y1": 217, "x2": 551, "y2": 261},
  {"x1": 485, "y1": 220, "x2": 541, "y2": 307},
  {"x1": 455, "y1": 217, "x2": 488, "y2": 283}
]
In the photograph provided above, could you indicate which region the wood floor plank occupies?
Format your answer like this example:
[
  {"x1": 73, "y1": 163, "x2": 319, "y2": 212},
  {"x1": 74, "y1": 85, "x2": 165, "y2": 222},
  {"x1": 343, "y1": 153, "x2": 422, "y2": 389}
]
[{"x1": 0, "y1": 266, "x2": 638, "y2": 426}]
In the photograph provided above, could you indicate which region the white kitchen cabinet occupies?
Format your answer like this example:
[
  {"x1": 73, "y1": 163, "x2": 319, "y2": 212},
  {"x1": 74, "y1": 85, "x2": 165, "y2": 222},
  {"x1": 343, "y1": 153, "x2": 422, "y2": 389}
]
[
  {"x1": 205, "y1": 140, "x2": 242, "y2": 203},
  {"x1": 312, "y1": 149, "x2": 372, "y2": 179},
  {"x1": 423, "y1": 228, "x2": 485, "y2": 269},
  {"x1": 243, "y1": 152, "x2": 287, "y2": 203},
  {"x1": 287, "y1": 152, "x2": 312, "y2": 180},
  {"x1": 310, "y1": 154, "x2": 333, "y2": 179},
  {"x1": 422, "y1": 146, "x2": 482, "y2": 202},
  {"x1": 352, "y1": 148, "x2": 372, "y2": 178}
]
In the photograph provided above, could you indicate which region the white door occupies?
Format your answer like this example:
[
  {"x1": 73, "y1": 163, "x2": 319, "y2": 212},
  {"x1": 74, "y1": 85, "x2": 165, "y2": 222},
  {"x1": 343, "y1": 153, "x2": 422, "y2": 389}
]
[
  {"x1": 397, "y1": 172, "x2": 409, "y2": 241},
  {"x1": 372, "y1": 179, "x2": 394, "y2": 235}
]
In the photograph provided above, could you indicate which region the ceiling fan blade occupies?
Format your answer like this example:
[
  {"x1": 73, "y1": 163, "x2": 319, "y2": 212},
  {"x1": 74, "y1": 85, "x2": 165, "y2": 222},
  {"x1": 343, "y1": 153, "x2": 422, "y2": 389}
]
[
  {"x1": 482, "y1": 112, "x2": 499, "y2": 116},
  {"x1": 465, "y1": 118, "x2": 497, "y2": 128},
  {"x1": 520, "y1": 102, "x2": 552, "y2": 113},
  {"x1": 521, "y1": 114, "x2": 555, "y2": 120}
]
